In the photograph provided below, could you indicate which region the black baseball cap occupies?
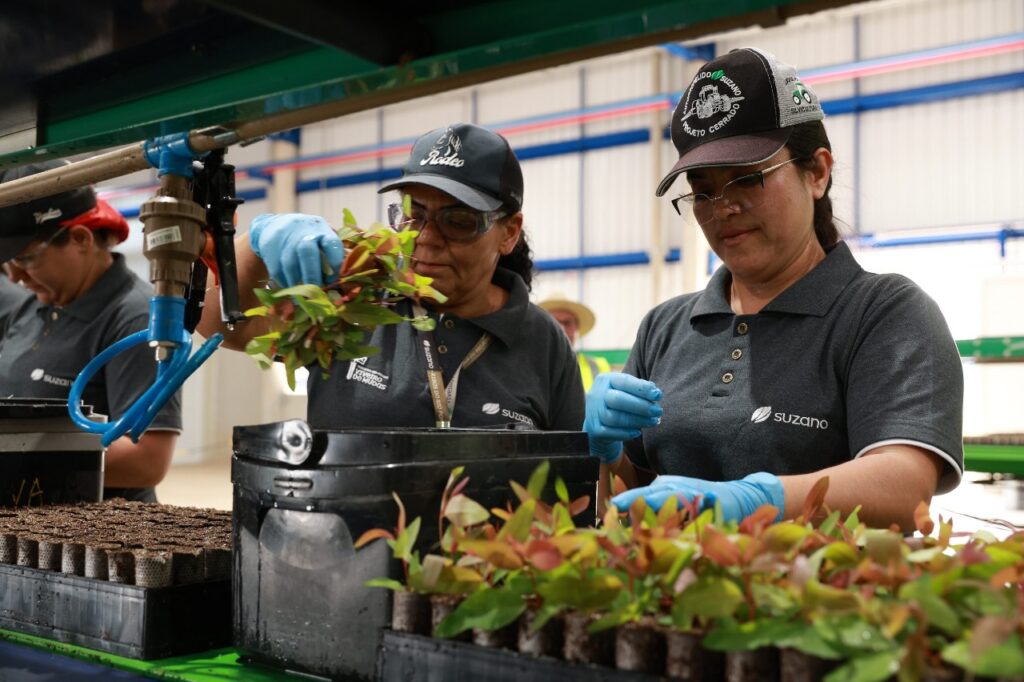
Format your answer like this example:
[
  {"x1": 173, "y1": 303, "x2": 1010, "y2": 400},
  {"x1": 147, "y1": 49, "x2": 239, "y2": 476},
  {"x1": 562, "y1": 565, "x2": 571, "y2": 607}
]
[
  {"x1": 379, "y1": 123, "x2": 524, "y2": 213},
  {"x1": 656, "y1": 47, "x2": 825, "y2": 197},
  {"x1": 0, "y1": 160, "x2": 97, "y2": 262}
]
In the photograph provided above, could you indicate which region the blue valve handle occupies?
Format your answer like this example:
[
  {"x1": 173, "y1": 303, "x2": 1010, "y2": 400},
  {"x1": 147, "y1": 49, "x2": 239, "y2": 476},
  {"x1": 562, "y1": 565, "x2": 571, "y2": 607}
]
[{"x1": 68, "y1": 296, "x2": 223, "y2": 447}]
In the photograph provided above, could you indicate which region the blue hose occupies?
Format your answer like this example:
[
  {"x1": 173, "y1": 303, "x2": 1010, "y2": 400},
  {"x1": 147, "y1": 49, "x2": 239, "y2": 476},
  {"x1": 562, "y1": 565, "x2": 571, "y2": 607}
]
[{"x1": 68, "y1": 296, "x2": 224, "y2": 447}]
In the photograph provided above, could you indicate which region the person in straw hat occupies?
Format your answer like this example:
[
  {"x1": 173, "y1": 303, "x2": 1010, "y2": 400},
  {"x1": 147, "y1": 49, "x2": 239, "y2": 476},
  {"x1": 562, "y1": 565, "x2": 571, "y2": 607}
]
[{"x1": 539, "y1": 294, "x2": 611, "y2": 392}]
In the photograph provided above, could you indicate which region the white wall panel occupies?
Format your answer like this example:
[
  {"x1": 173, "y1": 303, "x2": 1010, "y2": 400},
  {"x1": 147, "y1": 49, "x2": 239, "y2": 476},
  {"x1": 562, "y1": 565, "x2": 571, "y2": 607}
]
[
  {"x1": 521, "y1": 155, "x2": 581, "y2": 261},
  {"x1": 580, "y1": 265, "x2": 653, "y2": 350},
  {"x1": 477, "y1": 63, "x2": 581, "y2": 127},
  {"x1": 859, "y1": 89, "x2": 1024, "y2": 232},
  {"x1": 299, "y1": 185, "x2": 382, "y2": 229},
  {"x1": 383, "y1": 94, "x2": 473, "y2": 143},
  {"x1": 582, "y1": 144, "x2": 652, "y2": 254},
  {"x1": 586, "y1": 49, "x2": 659, "y2": 106},
  {"x1": 859, "y1": 0, "x2": 1024, "y2": 94},
  {"x1": 299, "y1": 110, "x2": 381, "y2": 184}
]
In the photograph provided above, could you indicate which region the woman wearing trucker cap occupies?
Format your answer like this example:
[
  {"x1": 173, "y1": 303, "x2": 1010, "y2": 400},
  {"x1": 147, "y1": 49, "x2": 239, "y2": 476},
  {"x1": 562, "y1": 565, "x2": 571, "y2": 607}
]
[
  {"x1": 198, "y1": 123, "x2": 583, "y2": 431},
  {"x1": 0, "y1": 160, "x2": 182, "y2": 502},
  {"x1": 585, "y1": 48, "x2": 963, "y2": 531}
]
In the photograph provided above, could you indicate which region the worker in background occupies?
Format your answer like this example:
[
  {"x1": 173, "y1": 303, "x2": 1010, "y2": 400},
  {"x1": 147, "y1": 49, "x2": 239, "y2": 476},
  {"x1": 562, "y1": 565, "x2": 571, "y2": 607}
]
[
  {"x1": 539, "y1": 295, "x2": 611, "y2": 392},
  {"x1": 0, "y1": 160, "x2": 182, "y2": 502},
  {"x1": 198, "y1": 123, "x2": 584, "y2": 431},
  {"x1": 584, "y1": 48, "x2": 963, "y2": 532}
]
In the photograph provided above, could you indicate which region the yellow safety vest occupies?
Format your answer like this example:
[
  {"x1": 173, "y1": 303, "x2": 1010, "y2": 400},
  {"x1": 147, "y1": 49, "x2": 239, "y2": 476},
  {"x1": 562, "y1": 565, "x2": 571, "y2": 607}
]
[{"x1": 578, "y1": 353, "x2": 611, "y2": 392}]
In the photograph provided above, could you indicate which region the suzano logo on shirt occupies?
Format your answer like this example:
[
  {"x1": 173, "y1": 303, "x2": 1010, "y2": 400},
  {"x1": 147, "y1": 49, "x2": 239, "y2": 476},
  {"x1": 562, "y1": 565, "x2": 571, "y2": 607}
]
[
  {"x1": 30, "y1": 368, "x2": 72, "y2": 387},
  {"x1": 750, "y1": 406, "x2": 829, "y2": 430},
  {"x1": 420, "y1": 127, "x2": 465, "y2": 168},
  {"x1": 481, "y1": 402, "x2": 534, "y2": 426}
]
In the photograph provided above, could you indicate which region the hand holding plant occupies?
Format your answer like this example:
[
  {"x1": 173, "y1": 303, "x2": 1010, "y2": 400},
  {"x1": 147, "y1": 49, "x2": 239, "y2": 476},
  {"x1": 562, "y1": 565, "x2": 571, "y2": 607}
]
[{"x1": 244, "y1": 202, "x2": 445, "y2": 389}]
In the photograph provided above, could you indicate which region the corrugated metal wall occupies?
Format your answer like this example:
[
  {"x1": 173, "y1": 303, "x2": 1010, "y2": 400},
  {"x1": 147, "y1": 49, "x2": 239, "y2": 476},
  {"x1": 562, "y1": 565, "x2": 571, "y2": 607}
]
[{"x1": 95, "y1": 0, "x2": 1024, "y2": 457}]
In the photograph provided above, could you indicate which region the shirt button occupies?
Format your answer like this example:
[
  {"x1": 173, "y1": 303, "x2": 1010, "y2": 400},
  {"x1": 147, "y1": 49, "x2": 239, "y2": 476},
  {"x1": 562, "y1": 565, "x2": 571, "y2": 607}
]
[
  {"x1": 443, "y1": 319, "x2": 455, "y2": 329},
  {"x1": 722, "y1": 372, "x2": 734, "y2": 384},
  {"x1": 736, "y1": 322, "x2": 749, "y2": 335},
  {"x1": 437, "y1": 344, "x2": 448, "y2": 354},
  {"x1": 731, "y1": 348, "x2": 743, "y2": 360},
  {"x1": 51, "y1": 311, "x2": 59, "y2": 321}
]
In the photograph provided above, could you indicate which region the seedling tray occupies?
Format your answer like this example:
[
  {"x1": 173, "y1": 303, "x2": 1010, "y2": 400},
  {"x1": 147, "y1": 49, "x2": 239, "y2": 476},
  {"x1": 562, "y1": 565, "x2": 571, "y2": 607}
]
[
  {"x1": 0, "y1": 563, "x2": 230, "y2": 659},
  {"x1": 376, "y1": 630, "x2": 662, "y2": 682}
]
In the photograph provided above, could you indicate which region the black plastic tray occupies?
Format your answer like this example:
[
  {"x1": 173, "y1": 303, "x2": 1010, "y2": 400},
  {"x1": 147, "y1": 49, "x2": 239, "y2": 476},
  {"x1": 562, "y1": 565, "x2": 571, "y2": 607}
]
[
  {"x1": 376, "y1": 631, "x2": 662, "y2": 682},
  {"x1": 0, "y1": 563, "x2": 231, "y2": 659}
]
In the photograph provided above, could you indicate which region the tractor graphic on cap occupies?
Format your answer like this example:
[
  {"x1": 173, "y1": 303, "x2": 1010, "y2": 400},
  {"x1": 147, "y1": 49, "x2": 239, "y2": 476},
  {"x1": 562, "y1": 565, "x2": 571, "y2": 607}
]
[{"x1": 682, "y1": 84, "x2": 746, "y2": 122}]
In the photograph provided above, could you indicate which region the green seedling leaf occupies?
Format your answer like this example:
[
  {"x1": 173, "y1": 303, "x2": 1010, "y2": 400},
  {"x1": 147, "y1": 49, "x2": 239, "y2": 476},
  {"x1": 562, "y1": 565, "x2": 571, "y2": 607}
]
[
  {"x1": 365, "y1": 578, "x2": 406, "y2": 591},
  {"x1": 498, "y1": 499, "x2": 536, "y2": 542},
  {"x1": 673, "y1": 574, "x2": 744, "y2": 625},
  {"x1": 555, "y1": 477, "x2": 569, "y2": 505},
  {"x1": 434, "y1": 586, "x2": 526, "y2": 638},
  {"x1": 527, "y1": 461, "x2": 550, "y2": 499},
  {"x1": 391, "y1": 517, "x2": 421, "y2": 563},
  {"x1": 824, "y1": 649, "x2": 900, "y2": 682},
  {"x1": 703, "y1": 617, "x2": 807, "y2": 652}
]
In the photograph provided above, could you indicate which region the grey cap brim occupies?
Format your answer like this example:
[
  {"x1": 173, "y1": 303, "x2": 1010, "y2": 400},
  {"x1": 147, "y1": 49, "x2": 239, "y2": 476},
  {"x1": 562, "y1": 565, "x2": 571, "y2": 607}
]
[
  {"x1": 378, "y1": 173, "x2": 502, "y2": 212},
  {"x1": 655, "y1": 128, "x2": 793, "y2": 197},
  {"x1": 0, "y1": 223, "x2": 61, "y2": 264}
]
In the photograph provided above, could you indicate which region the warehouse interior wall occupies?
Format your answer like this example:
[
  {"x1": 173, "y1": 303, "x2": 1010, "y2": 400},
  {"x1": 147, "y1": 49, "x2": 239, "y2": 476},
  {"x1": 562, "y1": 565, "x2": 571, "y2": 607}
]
[{"x1": 93, "y1": 0, "x2": 1023, "y2": 487}]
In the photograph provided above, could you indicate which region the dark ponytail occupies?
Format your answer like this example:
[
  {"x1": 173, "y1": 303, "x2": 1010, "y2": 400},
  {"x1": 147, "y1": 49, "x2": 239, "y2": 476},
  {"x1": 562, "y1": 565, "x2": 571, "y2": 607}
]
[
  {"x1": 785, "y1": 121, "x2": 840, "y2": 249},
  {"x1": 497, "y1": 224, "x2": 534, "y2": 292}
]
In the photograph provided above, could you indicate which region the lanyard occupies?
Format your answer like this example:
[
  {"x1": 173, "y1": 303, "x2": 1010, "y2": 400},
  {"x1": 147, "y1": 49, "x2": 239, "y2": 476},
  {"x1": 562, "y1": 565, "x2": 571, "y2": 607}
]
[{"x1": 412, "y1": 304, "x2": 492, "y2": 428}]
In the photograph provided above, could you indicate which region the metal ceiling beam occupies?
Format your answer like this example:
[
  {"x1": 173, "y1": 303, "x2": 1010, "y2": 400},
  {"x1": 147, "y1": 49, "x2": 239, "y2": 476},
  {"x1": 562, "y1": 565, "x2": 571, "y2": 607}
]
[
  {"x1": 206, "y1": 0, "x2": 428, "y2": 65},
  {"x1": 0, "y1": 0, "x2": 868, "y2": 170}
]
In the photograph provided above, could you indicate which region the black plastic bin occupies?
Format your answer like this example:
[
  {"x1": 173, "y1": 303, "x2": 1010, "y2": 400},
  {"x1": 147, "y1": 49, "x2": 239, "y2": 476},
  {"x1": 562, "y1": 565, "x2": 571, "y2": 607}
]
[
  {"x1": 0, "y1": 398, "x2": 105, "y2": 507},
  {"x1": 231, "y1": 420, "x2": 595, "y2": 681},
  {"x1": 377, "y1": 630, "x2": 661, "y2": 682}
]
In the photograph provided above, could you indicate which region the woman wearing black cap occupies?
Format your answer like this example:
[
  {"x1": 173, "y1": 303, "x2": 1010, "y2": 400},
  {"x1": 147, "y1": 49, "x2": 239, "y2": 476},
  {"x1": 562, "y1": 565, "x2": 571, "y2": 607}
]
[
  {"x1": 198, "y1": 123, "x2": 583, "y2": 431},
  {"x1": 0, "y1": 161, "x2": 182, "y2": 502},
  {"x1": 585, "y1": 48, "x2": 963, "y2": 531}
]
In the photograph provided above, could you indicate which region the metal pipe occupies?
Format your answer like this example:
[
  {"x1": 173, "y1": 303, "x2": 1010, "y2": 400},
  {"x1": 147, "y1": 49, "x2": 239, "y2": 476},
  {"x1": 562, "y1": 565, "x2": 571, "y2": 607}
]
[{"x1": 0, "y1": 131, "x2": 222, "y2": 209}]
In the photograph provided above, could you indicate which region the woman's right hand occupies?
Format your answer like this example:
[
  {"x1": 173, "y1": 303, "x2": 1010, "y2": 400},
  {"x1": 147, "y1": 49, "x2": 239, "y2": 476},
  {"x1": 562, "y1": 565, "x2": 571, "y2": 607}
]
[
  {"x1": 249, "y1": 213, "x2": 345, "y2": 288},
  {"x1": 583, "y1": 372, "x2": 663, "y2": 464}
]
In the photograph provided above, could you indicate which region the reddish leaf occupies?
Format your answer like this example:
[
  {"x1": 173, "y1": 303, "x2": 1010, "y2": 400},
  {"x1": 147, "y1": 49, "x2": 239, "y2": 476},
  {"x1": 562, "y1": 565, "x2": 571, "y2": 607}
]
[
  {"x1": 392, "y1": 491, "x2": 406, "y2": 534},
  {"x1": 569, "y1": 495, "x2": 592, "y2": 518},
  {"x1": 525, "y1": 539, "x2": 563, "y2": 571},
  {"x1": 913, "y1": 501, "x2": 934, "y2": 536},
  {"x1": 354, "y1": 528, "x2": 394, "y2": 549},
  {"x1": 959, "y1": 541, "x2": 990, "y2": 566},
  {"x1": 459, "y1": 539, "x2": 524, "y2": 570},
  {"x1": 450, "y1": 476, "x2": 471, "y2": 499},
  {"x1": 800, "y1": 476, "x2": 829, "y2": 522},
  {"x1": 701, "y1": 527, "x2": 741, "y2": 567},
  {"x1": 739, "y1": 504, "x2": 779, "y2": 537},
  {"x1": 989, "y1": 565, "x2": 1018, "y2": 588}
]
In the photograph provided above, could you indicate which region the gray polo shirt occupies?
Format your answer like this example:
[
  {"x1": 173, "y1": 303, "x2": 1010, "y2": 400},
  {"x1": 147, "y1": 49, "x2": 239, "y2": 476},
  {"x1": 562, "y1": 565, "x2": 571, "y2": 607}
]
[
  {"x1": 307, "y1": 268, "x2": 585, "y2": 431},
  {"x1": 0, "y1": 254, "x2": 182, "y2": 502},
  {"x1": 0, "y1": 275, "x2": 31, "y2": 319},
  {"x1": 623, "y1": 242, "x2": 964, "y2": 494}
]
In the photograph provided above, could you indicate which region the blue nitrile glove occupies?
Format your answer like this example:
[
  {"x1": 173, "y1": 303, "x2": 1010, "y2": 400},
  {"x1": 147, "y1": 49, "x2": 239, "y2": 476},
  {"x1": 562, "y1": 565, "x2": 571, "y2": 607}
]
[
  {"x1": 584, "y1": 372, "x2": 663, "y2": 465},
  {"x1": 249, "y1": 213, "x2": 345, "y2": 288},
  {"x1": 611, "y1": 472, "x2": 785, "y2": 522}
]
